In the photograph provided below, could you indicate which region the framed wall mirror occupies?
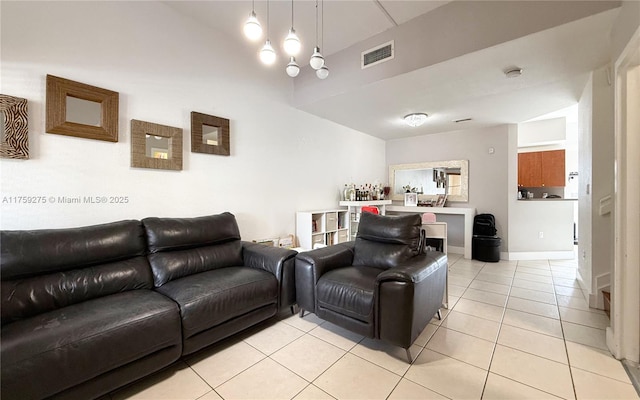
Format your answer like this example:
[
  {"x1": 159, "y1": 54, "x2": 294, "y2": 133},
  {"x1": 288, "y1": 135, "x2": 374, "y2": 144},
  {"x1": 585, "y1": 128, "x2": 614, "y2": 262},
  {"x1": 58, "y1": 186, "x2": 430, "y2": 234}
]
[
  {"x1": 0, "y1": 94, "x2": 29, "y2": 159},
  {"x1": 389, "y1": 159, "x2": 469, "y2": 202},
  {"x1": 131, "y1": 119, "x2": 183, "y2": 171},
  {"x1": 46, "y1": 75, "x2": 119, "y2": 142},
  {"x1": 191, "y1": 111, "x2": 230, "y2": 156}
]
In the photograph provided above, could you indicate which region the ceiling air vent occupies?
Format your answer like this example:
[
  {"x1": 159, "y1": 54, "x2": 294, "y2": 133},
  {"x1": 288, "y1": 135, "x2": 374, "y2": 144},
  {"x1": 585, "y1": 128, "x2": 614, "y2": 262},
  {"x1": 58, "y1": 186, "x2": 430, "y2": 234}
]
[{"x1": 361, "y1": 40, "x2": 394, "y2": 69}]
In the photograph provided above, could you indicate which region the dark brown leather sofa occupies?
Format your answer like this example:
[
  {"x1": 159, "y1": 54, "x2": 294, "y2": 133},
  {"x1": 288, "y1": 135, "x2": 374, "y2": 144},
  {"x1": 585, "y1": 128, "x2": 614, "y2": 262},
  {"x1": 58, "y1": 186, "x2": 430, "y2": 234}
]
[
  {"x1": 295, "y1": 212, "x2": 447, "y2": 362},
  {"x1": 0, "y1": 212, "x2": 296, "y2": 400}
]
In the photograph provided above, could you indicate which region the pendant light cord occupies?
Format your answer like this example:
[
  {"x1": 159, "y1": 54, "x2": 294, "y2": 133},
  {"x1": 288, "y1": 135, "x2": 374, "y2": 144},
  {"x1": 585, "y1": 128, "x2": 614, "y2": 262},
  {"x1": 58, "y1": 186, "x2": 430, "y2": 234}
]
[
  {"x1": 291, "y1": 0, "x2": 294, "y2": 28},
  {"x1": 321, "y1": 0, "x2": 324, "y2": 50},
  {"x1": 315, "y1": 0, "x2": 319, "y2": 45},
  {"x1": 266, "y1": 0, "x2": 270, "y2": 39}
]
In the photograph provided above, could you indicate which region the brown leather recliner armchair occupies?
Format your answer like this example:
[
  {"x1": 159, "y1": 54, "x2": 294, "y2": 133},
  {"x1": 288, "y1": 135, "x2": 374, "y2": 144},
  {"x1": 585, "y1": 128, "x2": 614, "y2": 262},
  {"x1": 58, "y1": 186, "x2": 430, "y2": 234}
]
[{"x1": 295, "y1": 212, "x2": 447, "y2": 362}]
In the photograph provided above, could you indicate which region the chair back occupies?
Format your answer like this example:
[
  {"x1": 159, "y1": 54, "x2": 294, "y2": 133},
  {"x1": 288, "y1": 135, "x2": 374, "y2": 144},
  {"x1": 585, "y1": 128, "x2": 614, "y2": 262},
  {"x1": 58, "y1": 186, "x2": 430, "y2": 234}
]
[
  {"x1": 352, "y1": 213, "x2": 422, "y2": 269},
  {"x1": 361, "y1": 206, "x2": 379, "y2": 215},
  {"x1": 421, "y1": 212, "x2": 436, "y2": 223}
]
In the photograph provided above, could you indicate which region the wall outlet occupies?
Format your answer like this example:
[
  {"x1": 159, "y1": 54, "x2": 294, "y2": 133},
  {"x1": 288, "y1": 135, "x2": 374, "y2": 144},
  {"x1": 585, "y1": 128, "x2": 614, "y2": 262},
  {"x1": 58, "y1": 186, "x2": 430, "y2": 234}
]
[{"x1": 538, "y1": 231, "x2": 544, "y2": 239}]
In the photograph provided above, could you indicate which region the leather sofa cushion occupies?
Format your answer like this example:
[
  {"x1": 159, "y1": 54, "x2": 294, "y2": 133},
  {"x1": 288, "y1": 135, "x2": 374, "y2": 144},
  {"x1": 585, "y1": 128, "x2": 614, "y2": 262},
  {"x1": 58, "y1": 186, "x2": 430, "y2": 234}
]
[
  {"x1": 143, "y1": 213, "x2": 241, "y2": 253},
  {"x1": 1, "y1": 220, "x2": 152, "y2": 325},
  {"x1": 353, "y1": 213, "x2": 422, "y2": 269},
  {"x1": 316, "y1": 266, "x2": 384, "y2": 323},
  {"x1": 0, "y1": 220, "x2": 146, "y2": 280},
  {"x1": 1, "y1": 256, "x2": 152, "y2": 325},
  {"x1": 143, "y1": 213, "x2": 245, "y2": 287},
  {"x1": 148, "y1": 241, "x2": 243, "y2": 287},
  {"x1": 1, "y1": 290, "x2": 181, "y2": 399},
  {"x1": 155, "y1": 266, "x2": 278, "y2": 340}
]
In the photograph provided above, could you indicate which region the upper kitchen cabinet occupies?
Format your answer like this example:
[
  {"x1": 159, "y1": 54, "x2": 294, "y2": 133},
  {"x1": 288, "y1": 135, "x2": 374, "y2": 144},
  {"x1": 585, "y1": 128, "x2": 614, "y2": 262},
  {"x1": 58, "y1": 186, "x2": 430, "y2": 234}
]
[{"x1": 518, "y1": 150, "x2": 565, "y2": 187}]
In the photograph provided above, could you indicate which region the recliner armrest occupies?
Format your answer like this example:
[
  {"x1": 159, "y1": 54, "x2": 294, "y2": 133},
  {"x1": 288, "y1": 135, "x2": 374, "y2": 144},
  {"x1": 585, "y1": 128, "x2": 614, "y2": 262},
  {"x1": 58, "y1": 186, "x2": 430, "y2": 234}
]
[
  {"x1": 376, "y1": 251, "x2": 447, "y2": 348},
  {"x1": 242, "y1": 242, "x2": 298, "y2": 310},
  {"x1": 376, "y1": 252, "x2": 446, "y2": 284},
  {"x1": 295, "y1": 243, "x2": 355, "y2": 278},
  {"x1": 295, "y1": 243, "x2": 355, "y2": 313},
  {"x1": 242, "y1": 241, "x2": 297, "y2": 276}
]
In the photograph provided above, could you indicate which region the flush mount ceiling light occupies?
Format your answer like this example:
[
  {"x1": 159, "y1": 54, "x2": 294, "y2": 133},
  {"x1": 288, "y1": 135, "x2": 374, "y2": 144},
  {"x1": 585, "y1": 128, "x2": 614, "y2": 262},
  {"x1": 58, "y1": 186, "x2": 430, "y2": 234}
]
[
  {"x1": 404, "y1": 113, "x2": 428, "y2": 127},
  {"x1": 505, "y1": 67, "x2": 523, "y2": 78},
  {"x1": 243, "y1": 1, "x2": 262, "y2": 41}
]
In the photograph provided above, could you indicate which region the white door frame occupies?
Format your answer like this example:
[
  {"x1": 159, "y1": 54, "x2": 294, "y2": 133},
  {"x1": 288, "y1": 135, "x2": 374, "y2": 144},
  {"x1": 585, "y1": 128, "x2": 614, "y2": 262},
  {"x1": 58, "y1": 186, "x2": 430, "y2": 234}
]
[{"x1": 608, "y1": 27, "x2": 640, "y2": 362}]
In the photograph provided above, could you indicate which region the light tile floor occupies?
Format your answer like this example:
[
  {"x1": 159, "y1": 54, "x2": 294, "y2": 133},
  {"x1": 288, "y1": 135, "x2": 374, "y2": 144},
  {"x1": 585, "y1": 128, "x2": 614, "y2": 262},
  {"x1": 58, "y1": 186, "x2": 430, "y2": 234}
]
[{"x1": 110, "y1": 255, "x2": 640, "y2": 400}]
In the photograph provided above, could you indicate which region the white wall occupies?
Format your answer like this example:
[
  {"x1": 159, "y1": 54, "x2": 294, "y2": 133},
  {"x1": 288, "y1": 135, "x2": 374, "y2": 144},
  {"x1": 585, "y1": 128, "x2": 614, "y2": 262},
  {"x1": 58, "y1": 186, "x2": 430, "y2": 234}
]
[
  {"x1": 578, "y1": 73, "x2": 594, "y2": 298},
  {"x1": 518, "y1": 117, "x2": 566, "y2": 147},
  {"x1": 509, "y1": 201, "x2": 575, "y2": 253},
  {"x1": 386, "y1": 125, "x2": 510, "y2": 249},
  {"x1": 0, "y1": 1, "x2": 386, "y2": 240},
  {"x1": 578, "y1": 65, "x2": 615, "y2": 307}
]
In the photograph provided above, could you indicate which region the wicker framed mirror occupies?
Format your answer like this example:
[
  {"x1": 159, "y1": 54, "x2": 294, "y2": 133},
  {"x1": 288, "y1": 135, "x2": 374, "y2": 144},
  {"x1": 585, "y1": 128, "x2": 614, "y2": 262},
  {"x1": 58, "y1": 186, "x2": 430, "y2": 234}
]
[
  {"x1": 0, "y1": 94, "x2": 29, "y2": 159},
  {"x1": 191, "y1": 111, "x2": 230, "y2": 156},
  {"x1": 131, "y1": 119, "x2": 183, "y2": 171},
  {"x1": 46, "y1": 75, "x2": 119, "y2": 142}
]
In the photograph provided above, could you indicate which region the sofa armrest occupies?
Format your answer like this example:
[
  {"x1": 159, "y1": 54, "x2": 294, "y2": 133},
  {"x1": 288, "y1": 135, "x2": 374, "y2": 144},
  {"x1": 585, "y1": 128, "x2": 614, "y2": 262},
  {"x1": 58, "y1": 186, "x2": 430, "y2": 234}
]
[
  {"x1": 242, "y1": 242, "x2": 298, "y2": 311},
  {"x1": 375, "y1": 252, "x2": 447, "y2": 348},
  {"x1": 376, "y1": 252, "x2": 446, "y2": 284},
  {"x1": 294, "y1": 243, "x2": 355, "y2": 313}
]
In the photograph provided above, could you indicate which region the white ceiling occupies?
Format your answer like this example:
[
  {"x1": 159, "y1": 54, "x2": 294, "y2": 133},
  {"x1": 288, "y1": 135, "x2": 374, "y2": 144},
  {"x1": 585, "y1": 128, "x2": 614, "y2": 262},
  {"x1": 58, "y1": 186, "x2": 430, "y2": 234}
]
[{"x1": 165, "y1": 1, "x2": 620, "y2": 140}]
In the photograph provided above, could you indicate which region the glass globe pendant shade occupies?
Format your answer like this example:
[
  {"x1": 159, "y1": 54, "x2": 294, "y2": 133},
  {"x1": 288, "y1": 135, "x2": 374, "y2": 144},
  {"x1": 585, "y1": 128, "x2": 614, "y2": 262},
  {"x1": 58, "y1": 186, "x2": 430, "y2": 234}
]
[
  {"x1": 283, "y1": 28, "x2": 301, "y2": 56},
  {"x1": 309, "y1": 47, "x2": 324, "y2": 70},
  {"x1": 316, "y1": 65, "x2": 329, "y2": 79},
  {"x1": 286, "y1": 57, "x2": 300, "y2": 77},
  {"x1": 243, "y1": 11, "x2": 262, "y2": 41},
  {"x1": 259, "y1": 40, "x2": 276, "y2": 65}
]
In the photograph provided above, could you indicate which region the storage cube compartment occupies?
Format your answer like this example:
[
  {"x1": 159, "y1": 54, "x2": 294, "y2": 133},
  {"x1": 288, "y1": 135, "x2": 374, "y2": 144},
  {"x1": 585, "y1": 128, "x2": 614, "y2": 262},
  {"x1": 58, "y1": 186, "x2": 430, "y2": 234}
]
[
  {"x1": 325, "y1": 212, "x2": 338, "y2": 231},
  {"x1": 311, "y1": 213, "x2": 324, "y2": 233},
  {"x1": 312, "y1": 233, "x2": 325, "y2": 246},
  {"x1": 337, "y1": 230, "x2": 349, "y2": 243}
]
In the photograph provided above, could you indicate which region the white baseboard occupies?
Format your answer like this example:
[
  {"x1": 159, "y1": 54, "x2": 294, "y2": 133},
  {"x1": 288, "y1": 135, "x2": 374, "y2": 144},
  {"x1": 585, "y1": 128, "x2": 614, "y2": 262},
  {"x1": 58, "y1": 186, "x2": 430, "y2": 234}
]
[
  {"x1": 506, "y1": 251, "x2": 576, "y2": 261},
  {"x1": 447, "y1": 245, "x2": 464, "y2": 255}
]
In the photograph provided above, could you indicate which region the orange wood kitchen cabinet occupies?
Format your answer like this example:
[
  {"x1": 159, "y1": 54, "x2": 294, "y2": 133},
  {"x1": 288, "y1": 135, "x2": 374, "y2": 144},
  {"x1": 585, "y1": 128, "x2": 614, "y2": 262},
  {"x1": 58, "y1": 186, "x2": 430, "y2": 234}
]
[
  {"x1": 518, "y1": 150, "x2": 565, "y2": 187},
  {"x1": 518, "y1": 152, "x2": 542, "y2": 187}
]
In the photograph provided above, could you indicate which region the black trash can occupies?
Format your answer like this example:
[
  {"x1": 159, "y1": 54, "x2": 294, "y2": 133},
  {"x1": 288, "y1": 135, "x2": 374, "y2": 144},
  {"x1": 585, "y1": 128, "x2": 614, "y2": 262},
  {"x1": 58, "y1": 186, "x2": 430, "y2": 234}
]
[{"x1": 472, "y1": 235, "x2": 501, "y2": 262}]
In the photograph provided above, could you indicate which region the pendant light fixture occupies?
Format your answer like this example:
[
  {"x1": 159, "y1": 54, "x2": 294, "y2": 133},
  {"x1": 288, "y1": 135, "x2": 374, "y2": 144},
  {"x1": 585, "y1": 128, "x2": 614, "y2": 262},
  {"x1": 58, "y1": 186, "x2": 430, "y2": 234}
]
[
  {"x1": 283, "y1": 0, "x2": 301, "y2": 56},
  {"x1": 286, "y1": 56, "x2": 300, "y2": 77},
  {"x1": 309, "y1": 0, "x2": 325, "y2": 70},
  {"x1": 259, "y1": 0, "x2": 276, "y2": 65},
  {"x1": 315, "y1": 0, "x2": 329, "y2": 79},
  {"x1": 243, "y1": 0, "x2": 262, "y2": 41}
]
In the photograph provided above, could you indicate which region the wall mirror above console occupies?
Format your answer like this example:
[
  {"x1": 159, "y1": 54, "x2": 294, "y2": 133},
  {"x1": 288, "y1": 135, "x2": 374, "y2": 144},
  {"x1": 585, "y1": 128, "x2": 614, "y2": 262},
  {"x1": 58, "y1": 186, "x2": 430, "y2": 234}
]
[
  {"x1": 191, "y1": 112, "x2": 230, "y2": 156},
  {"x1": 131, "y1": 119, "x2": 183, "y2": 171},
  {"x1": 46, "y1": 75, "x2": 119, "y2": 142},
  {"x1": 389, "y1": 160, "x2": 469, "y2": 202}
]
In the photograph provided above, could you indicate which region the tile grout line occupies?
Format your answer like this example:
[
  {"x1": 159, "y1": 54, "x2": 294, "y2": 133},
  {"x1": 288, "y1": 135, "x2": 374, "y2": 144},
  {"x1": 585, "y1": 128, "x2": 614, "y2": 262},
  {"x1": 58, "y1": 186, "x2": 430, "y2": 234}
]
[
  {"x1": 478, "y1": 260, "x2": 514, "y2": 399},
  {"x1": 555, "y1": 269, "x2": 579, "y2": 400}
]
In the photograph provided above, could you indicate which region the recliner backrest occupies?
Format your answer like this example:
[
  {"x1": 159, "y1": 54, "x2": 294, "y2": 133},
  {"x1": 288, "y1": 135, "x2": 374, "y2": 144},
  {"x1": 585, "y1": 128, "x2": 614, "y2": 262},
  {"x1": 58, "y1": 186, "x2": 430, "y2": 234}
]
[
  {"x1": 352, "y1": 213, "x2": 422, "y2": 269},
  {"x1": 0, "y1": 220, "x2": 152, "y2": 325},
  {"x1": 142, "y1": 212, "x2": 244, "y2": 287}
]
